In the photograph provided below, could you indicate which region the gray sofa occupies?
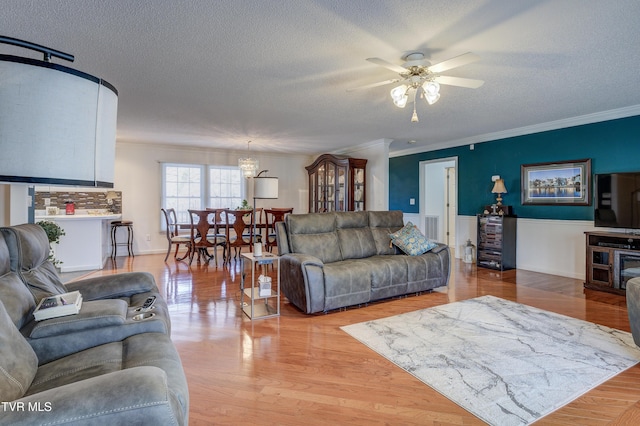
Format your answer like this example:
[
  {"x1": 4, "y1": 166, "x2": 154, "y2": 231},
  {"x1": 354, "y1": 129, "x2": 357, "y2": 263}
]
[
  {"x1": 276, "y1": 210, "x2": 450, "y2": 314},
  {"x1": 0, "y1": 224, "x2": 188, "y2": 425}
]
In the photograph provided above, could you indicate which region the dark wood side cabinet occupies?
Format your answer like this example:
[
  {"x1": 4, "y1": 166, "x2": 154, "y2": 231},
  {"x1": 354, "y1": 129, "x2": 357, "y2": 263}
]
[
  {"x1": 477, "y1": 215, "x2": 517, "y2": 271},
  {"x1": 584, "y1": 231, "x2": 640, "y2": 294},
  {"x1": 306, "y1": 154, "x2": 367, "y2": 213}
]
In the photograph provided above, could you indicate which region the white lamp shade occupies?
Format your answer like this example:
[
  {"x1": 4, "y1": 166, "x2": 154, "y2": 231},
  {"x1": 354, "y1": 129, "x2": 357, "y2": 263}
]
[
  {"x1": 393, "y1": 95, "x2": 408, "y2": 108},
  {"x1": 254, "y1": 176, "x2": 278, "y2": 199},
  {"x1": 390, "y1": 84, "x2": 407, "y2": 101},
  {"x1": 0, "y1": 56, "x2": 117, "y2": 187},
  {"x1": 423, "y1": 81, "x2": 440, "y2": 95}
]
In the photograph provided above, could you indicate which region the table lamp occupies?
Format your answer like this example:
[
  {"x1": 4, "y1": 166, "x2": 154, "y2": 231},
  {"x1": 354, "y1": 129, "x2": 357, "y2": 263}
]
[{"x1": 491, "y1": 178, "x2": 507, "y2": 206}]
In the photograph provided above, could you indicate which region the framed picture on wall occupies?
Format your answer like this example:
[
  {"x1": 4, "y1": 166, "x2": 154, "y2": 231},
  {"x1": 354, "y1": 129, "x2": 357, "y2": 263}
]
[{"x1": 521, "y1": 159, "x2": 591, "y2": 205}]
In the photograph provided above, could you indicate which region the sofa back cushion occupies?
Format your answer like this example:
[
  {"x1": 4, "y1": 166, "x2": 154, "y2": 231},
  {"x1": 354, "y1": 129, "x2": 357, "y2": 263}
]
[
  {"x1": 0, "y1": 224, "x2": 67, "y2": 302},
  {"x1": 335, "y1": 211, "x2": 376, "y2": 259},
  {"x1": 368, "y1": 210, "x2": 405, "y2": 255},
  {"x1": 287, "y1": 213, "x2": 342, "y2": 263},
  {"x1": 0, "y1": 299, "x2": 38, "y2": 401},
  {"x1": 0, "y1": 234, "x2": 36, "y2": 329}
]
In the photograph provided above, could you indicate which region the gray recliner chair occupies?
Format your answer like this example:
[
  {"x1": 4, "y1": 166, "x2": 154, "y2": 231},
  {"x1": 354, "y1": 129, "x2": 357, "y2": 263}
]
[
  {"x1": 0, "y1": 227, "x2": 189, "y2": 425},
  {"x1": 626, "y1": 277, "x2": 640, "y2": 346},
  {"x1": 0, "y1": 224, "x2": 171, "y2": 364}
]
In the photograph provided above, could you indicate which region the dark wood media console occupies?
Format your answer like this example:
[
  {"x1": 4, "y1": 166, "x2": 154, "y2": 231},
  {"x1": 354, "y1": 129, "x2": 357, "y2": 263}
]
[
  {"x1": 584, "y1": 231, "x2": 640, "y2": 294},
  {"x1": 477, "y1": 214, "x2": 517, "y2": 271}
]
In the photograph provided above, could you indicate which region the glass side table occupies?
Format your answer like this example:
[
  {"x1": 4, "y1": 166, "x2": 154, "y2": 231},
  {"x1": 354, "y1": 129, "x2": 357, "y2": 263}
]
[{"x1": 240, "y1": 252, "x2": 280, "y2": 319}]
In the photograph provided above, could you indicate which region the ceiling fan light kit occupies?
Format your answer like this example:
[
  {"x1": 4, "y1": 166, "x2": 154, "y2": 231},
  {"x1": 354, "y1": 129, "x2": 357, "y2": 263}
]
[
  {"x1": 390, "y1": 84, "x2": 409, "y2": 108},
  {"x1": 352, "y1": 51, "x2": 484, "y2": 123}
]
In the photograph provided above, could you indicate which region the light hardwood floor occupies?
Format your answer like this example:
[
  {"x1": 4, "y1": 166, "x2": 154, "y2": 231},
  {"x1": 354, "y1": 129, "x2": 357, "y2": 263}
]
[{"x1": 83, "y1": 250, "x2": 640, "y2": 425}]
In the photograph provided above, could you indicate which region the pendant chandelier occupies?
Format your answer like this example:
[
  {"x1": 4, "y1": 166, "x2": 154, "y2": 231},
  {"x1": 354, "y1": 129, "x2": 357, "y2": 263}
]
[{"x1": 238, "y1": 141, "x2": 259, "y2": 178}]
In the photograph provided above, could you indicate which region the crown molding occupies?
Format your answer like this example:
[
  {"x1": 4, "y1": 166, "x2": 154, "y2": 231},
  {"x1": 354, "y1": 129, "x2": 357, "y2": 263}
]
[{"x1": 389, "y1": 105, "x2": 640, "y2": 158}]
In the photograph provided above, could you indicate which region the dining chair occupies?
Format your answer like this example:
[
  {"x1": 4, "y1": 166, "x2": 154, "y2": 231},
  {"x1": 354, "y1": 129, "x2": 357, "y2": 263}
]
[
  {"x1": 161, "y1": 208, "x2": 191, "y2": 261},
  {"x1": 223, "y1": 208, "x2": 255, "y2": 262},
  {"x1": 205, "y1": 208, "x2": 227, "y2": 243},
  {"x1": 264, "y1": 208, "x2": 293, "y2": 252},
  {"x1": 188, "y1": 209, "x2": 227, "y2": 266}
]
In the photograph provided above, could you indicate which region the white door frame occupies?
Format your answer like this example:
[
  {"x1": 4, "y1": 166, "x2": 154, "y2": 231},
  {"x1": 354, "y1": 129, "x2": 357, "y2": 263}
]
[{"x1": 419, "y1": 156, "x2": 458, "y2": 253}]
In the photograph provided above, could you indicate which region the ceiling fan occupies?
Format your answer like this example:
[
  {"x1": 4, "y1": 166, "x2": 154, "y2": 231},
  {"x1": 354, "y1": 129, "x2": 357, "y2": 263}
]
[{"x1": 349, "y1": 51, "x2": 484, "y2": 122}]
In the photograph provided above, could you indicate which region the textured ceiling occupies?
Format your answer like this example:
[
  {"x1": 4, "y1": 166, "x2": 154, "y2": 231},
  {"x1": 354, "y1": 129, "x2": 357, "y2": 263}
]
[{"x1": 2, "y1": 0, "x2": 640, "y2": 156}]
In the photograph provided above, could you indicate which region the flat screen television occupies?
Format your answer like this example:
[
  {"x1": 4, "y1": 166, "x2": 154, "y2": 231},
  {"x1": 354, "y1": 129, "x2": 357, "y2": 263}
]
[{"x1": 594, "y1": 172, "x2": 640, "y2": 229}]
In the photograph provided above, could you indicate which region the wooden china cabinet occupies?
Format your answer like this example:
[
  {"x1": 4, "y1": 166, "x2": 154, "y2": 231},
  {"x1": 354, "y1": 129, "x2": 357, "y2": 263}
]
[{"x1": 306, "y1": 154, "x2": 367, "y2": 212}]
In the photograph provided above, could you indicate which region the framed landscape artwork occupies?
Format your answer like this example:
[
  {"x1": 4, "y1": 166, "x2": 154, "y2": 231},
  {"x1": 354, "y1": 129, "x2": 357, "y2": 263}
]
[{"x1": 521, "y1": 159, "x2": 591, "y2": 205}]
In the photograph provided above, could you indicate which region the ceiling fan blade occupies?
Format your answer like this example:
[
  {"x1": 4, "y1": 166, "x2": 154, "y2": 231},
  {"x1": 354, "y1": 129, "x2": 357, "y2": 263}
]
[
  {"x1": 366, "y1": 57, "x2": 408, "y2": 74},
  {"x1": 347, "y1": 78, "x2": 400, "y2": 92},
  {"x1": 434, "y1": 75, "x2": 485, "y2": 89},
  {"x1": 428, "y1": 52, "x2": 480, "y2": 73}
]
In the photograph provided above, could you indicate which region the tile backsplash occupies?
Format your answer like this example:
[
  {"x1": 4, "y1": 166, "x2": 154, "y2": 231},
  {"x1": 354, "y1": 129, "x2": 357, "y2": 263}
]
[{"x1": 34, "y1": 191, "x2": 122, "y2": 214}]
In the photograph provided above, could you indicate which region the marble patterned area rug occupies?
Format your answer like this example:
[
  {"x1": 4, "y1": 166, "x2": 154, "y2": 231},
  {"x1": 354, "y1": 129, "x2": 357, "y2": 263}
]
[{"x1": 341, "y1": 295, "x2": 640, "y2": 426}]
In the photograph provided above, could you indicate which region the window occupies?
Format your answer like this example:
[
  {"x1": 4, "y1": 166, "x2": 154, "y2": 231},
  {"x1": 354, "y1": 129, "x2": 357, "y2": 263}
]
[
  {"x1": 163, "y1": 164, "x2": 204, "y2": 224},
  {"x1": 209, "y1": 166, "x2": 243, "y2": 209},
  {"x1": 162, "y1": 163, "x2": 245, "y2": 225}
]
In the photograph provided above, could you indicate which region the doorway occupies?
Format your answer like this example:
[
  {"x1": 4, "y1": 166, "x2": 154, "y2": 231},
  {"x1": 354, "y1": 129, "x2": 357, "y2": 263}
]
[{"x1": 419, "y1": 157, "x2": 458, "y2": 252}]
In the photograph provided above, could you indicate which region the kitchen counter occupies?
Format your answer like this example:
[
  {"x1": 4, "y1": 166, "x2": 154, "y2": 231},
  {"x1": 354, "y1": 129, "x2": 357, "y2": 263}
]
[
  {"x1": 36, "y1": 213, "x2": 121, "y2": 221},
  {"x1": 35, "y1": 213, "x2": 122, "y2": 272}
]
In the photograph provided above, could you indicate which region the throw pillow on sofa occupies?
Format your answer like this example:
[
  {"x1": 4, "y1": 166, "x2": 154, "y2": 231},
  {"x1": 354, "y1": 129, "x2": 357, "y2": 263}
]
[{"x1": 389, "y1": 222, "x2": 437, "y2": 256}]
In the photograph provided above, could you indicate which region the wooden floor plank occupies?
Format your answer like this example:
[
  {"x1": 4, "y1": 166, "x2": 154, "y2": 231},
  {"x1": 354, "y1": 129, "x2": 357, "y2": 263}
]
[{"x1": 82, "y1": 251, "x2": 640, "y2": 425}]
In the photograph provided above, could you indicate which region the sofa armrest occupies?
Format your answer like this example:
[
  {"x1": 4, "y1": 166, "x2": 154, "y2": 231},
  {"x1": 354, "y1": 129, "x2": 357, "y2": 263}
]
[
  {"x1": 280, "y1": 253, "x2": 326, "y2": 314},
  {"x1": 1, "y1": 366, "x2": 186, "y2": 426},
  {"x1": 27, "y1": 299, "x2": 127, "y2": 339},
  {"x1": 64, "y1": 272, "x2": 158, "y2": 301},
  {"x1": 431, "y1": 243, "x2": 448, "y2": 254},
  {"x1": 284, "y1": 252, "x2": 324, "y2": 268}
]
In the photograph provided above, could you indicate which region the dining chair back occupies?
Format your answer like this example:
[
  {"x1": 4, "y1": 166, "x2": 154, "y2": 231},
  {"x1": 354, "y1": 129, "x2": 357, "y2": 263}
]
[
  {"x1": 223, "y1": 208, "x2": 255, "y2": 261},
  {"x1": 264, "y1": 208, "x2": 293, "y2": 252},
  {"x1": 161, "y1": 208, "x2": 191, "y2": 261},
  {"x1": 205, "y1": 208, "x2": 227, "y2": 239},
  {"x1": 188, "y1": 209, "x2": 227, "y2": 265}
]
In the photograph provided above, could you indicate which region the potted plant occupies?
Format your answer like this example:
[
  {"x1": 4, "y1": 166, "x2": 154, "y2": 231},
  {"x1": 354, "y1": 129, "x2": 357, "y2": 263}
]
[
  {"x1": 236, "y1": 199, "x2": 251, "y2": 210},
  {"x1": 36, "y1": 220, "x2": 65, "y2": 267}
]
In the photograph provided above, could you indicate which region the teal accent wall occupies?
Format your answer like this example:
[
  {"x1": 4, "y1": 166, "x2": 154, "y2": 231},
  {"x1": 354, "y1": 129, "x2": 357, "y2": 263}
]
[{"x1": 389, "y1": 115, "x2": 640, "y2": 220}]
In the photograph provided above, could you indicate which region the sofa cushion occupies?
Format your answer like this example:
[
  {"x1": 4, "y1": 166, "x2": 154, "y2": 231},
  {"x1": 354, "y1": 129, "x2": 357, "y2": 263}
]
[
  {"x1": 368, "y1": 210, "x2": 404, "y2": 255},
  {"x1": 335, "y1": 211, "x2": 376, "y2": 259},
  {"x1": 365, "y1": 255, "x2": 409, "y2": 299},
  {"x1": 389, "y1": 222, "x2": 438, "y2": 256},
  {"x1": 24, "y1": 332, "x2": 189, "y2": 425},
  {"x1": 0, "y1": 300, "x2": 38, "y2": 401},
  {"x1": 322, "y1": 260, "x2": 371, "y2": 311},
  {"x1": 0, "y1": 224, "x2": 67, "y2": 302},
  {"x1": 403, "y1": 249, "x2": 448, "y2": 292},
  {"x1": 287, "y1": 213, "x2": 342, "y2": 263}
]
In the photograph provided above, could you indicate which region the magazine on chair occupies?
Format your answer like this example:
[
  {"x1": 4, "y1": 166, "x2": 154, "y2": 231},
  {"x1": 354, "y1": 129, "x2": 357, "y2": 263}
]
[{"x1": 33, "y1": 291, "x2": 83, "y2": 321}]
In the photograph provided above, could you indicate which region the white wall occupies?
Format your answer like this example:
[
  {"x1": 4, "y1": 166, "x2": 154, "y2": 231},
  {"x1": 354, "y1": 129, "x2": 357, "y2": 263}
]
[
  {"x1": 457, "y1": 215, "x2": 605, "y2": 280},
  {"x1": 115, "y1": 141, "x2": 311, "y2": 255},
  {"x1": 406, "y1": 214, "x2": 594, "y2": 280},
  {"x1": 340, "y1": 139, "x2": 391, "y2": 211}
]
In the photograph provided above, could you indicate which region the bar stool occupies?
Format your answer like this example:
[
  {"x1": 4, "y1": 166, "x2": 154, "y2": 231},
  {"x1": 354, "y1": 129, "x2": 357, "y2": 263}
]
[{"x1": 111, "y1": 220, "x2": 134, "y2": 258}]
